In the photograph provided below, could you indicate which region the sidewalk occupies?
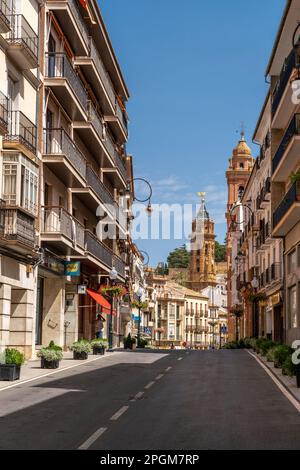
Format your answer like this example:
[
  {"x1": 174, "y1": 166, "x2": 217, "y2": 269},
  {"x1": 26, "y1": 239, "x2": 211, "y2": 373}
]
[
  {"x1": 249, "y1": 350, "x2": 300, "y2": 404},
  {"x1": 0, "y1": 351, "x2": 113, "y2": 391}
]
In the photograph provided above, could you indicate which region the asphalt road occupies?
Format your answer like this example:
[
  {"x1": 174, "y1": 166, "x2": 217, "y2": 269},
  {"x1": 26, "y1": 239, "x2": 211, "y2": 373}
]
[{"x1": 1, "y1": 349, "x2": 300, "y2": 450}]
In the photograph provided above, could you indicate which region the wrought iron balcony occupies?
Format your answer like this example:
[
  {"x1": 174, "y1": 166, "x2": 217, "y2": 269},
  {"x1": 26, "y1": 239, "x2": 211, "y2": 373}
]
[
  {"x1": 273, "y1": 181, "x2": 300, "y2": 236},
  {"x1": 6, "y1": 14, "x2": 38, "y2": 69},
  {"x1": 272, "y1": 49, "x2": 298, "y2": 118},
  {"x1": 0, "y1": 206, "x2": 35, "y2": 250},
  {"x1": 0, "y1": 0, "x2": 11, "y2": 33},
  {"x1": 273, "y1": 114, "x2": 300, "y2": 176},
  {"x1": 41, "y1": 206, "x2": 85, "y2": 252},
  {"x1": 45, "y1": 52, "x2": 89, "y2": 118},
  {"x1": 43, "y1": 128, "x2": 87, "y2": 184},
  {"x1": 0, "y1": 90, "x2": 8, "y2": 134},
  {"x1": 89, "y1": 38, "x2": 116, "y2": 107},
  {"x1": 85, "y1": 230, "x2": 113, "y2": 269},
  {"x1": 4, "y1": 111, "x2": 37, "y2": 154},
  {"x1": 86, "y1": 165, "x2": 114, "y2": 207}
]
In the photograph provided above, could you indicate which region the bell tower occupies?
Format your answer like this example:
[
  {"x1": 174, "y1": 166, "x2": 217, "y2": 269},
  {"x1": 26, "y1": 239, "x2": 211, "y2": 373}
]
[
  {"x1": 226, "y1": 132, "x2": 254, "y2": 339},
  {"x1": 188, "y1": 192, "x2": 216, "y2": 292}
]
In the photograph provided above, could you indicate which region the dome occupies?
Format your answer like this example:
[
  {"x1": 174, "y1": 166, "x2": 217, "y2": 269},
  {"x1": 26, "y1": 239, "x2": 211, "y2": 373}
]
[{"x1": 233, "y1": 133, "x2": 251, "y2": 157}]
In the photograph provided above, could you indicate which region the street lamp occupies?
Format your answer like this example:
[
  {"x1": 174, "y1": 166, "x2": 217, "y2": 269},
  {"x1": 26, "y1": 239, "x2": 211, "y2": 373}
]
[
  {"x1": 108, "y1": 267, "x2": 118, "y2": 352},
  {"x1": 125, "y1": 177, "x2": 153, "y2": 216},
  {"x1": 136, "y1": 286, "x2": 144, "y2": 348}
]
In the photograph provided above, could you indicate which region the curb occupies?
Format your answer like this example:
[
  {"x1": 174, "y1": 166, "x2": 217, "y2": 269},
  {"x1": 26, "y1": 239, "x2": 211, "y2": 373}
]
[{"x1": 247, "y1": 350, "x2": 300, "y2": 407}]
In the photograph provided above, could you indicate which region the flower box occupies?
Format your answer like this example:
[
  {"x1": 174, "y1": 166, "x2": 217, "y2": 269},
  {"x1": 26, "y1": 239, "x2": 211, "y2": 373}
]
[{"x1": 0, "y1": 364, "x2": 21, "y2": 381}]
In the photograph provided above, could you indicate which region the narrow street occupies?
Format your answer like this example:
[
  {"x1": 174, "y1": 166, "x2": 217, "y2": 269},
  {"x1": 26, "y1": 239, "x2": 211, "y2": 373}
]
[{"x1": 0, "y1": 350, "x2": 300, "y2": 450}]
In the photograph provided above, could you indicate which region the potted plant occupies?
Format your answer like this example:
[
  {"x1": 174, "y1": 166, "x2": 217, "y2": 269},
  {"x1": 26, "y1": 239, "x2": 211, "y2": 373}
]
[
  {"x1": 71, "y1": 340, "x2": 91, "y2": 360},
  {"x1": 91, "y1": 339, "x2": 108, "y2": 356},
  {"x1": 272, "y1": 344, "x2": 292, "y2": 368},
  {"x1": 37, "y1": 342, "x2": 63, "y2": 369},
  {"x1": 123, "y1": 334, "x2": 136, "y2": 350},
  {"x1": 0, "y1": 348, "x2": 25, "y2": 381}
]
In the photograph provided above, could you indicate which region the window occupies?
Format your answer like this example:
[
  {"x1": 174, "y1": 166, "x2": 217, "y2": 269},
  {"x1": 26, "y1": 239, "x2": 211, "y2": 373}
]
[
  {"x1": 288, "y1": 250, "x2": 297, "y2": 274},
  {"x1": 2, "y1": 153, "x2": 38, "y2": 215},
  {"x1": 289, "y1": 286, "x2": 297, "y2": 329}
]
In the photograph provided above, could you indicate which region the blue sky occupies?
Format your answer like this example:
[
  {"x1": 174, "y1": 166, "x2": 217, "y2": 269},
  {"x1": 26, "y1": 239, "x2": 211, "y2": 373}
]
[{"x1": 100, "y1": 0, "x2": 286, "y2": 266}]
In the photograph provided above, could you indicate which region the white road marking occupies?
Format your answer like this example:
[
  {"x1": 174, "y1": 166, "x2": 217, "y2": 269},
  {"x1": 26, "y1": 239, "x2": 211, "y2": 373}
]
[
  {"x1": 0, "y1": 355, "x2": 111, "y2": 393},
  {"x1": 130, "y1": 391, "x2": 144, "y2": 402},
  {"x1": 178, "y1": 357, "x2": 183, "y2": 361},
  {"x1": 248, "y1": 351, "x2": 300, "y2": 413},
  {"x1": 78, "y1": 427, "x2": 107, "y2": 450},
  {"x1": 165, "y1": 366, "x2": 172, "y2": 372},
  {"x1": 155, "y1": 374, "x2": 164, "y2": 381},
  {"x1": 110, "y1": 406, "x2": 129, "y2": 421},
  {"x1": 145, "y1": 381, "x2": 155, "y2": 390}
]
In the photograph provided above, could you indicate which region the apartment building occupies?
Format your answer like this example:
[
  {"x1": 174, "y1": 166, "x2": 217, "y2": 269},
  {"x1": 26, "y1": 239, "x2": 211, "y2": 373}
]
[
  {"x1": 37, "y1": 0, "x2": 131, "y2": 349},
  {"x1": 264, "y1": 0, "x2": 300, "y2": 344},
  {"x1": 0, "y1": 0, "x2": 40, "y2": 359}
]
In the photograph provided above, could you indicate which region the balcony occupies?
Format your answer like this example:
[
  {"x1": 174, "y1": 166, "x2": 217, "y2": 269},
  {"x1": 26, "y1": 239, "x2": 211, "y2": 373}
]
[
  {"x1": 271, "y1": 262, "x2": 282, "y2": 283},
  {"x1": 272, "y1": 49, "x2": 299, "y2": 128},
  {"x1": 85, "y1": 230, "x2": 113, "y2": 270},
  {"x1": 40, "y1": 207, "x2": 85, "y2": 255},
  {"x1": 0, "y1": 0, "x2": 11, "y2": 33},
  {"x1": 6, "y1": 14, "x2": 38, "y2": 70},
  {"x1": 0, "y1": 206, "x2": 35, "y2": 253},
  {"x1": 273, "y1": 114, "x2": 300, "y2": 182},
  {"x1": 105, "y1": 98, "x2": 128, "y2": 142},
  {"x1": 186, "y1": 309, "x2": 195, "y2": 316},
  {"x1": 4, "y1": 111, "x2": 36, "y2": 155},
  {"x1": 45, "y1": 53, "x2": 88, "y2": 120},
  {"x1": 46, "y1": 0, "x2": 89, "y2": 55},
  {"x1": 0, "y1": 90, "x2": 8, "y2": 135},
  {"x1": 75, "y1": 38, "x2": 116, "y2": 115},
  {"x1": 185, "y1": 325, "x2": 193, "y2": 333},
  {"x1": 42, "y1": 128, "x2": 86, "y2": 188},
  {"x1": 273, "y1": 181, "x2": 300, "y2": 236},
  {"x1": 73, "y1": 163, "x2": 114, "y2": 212}
]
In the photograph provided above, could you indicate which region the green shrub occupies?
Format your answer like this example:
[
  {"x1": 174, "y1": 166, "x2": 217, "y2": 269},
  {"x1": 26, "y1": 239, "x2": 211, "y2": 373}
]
[
  {"x1": 5, "y1": 348, "x2": 25, "y2": 366},
  {"x1": 222, "y1": 342, "x2": 238, "y2": 350},
  {"x1": 259, "y1": 340, "x2": 276, "y2": 356},
  {"x1": 138, "y1": 338, "x2": 148, "y2": 349},
  {"x1": 282, "y1": 354, "x2": 296, "y2": 377},
  {"x1": 37, "y1": 348, "x2": 63, "y2": 362},
  {"x1": 48, "y1": 341, "x2": 63, "y2": 352},
  {"x1": 266, "y1": 347, "x2": 277, "y2": 363},
  {"x1": 273, "y1": 345, "x2": 292, "y2": 368},
  {"x1": 70, "y1": 340, "x2": 92, "y2": 354},
  {"x1": 91, "y1": 339, "x2": 108, "y2": 349},
  {"x1": 243, "y1": 338, "x2": 253, "y2": 349}
]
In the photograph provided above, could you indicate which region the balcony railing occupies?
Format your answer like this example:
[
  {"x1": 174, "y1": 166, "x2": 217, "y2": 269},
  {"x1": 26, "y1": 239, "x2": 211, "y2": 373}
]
[
  {"x1": 41, "y1": 207, "x2": 85, "y2": 249},
  {"x1": 89, "y1": 38, "x2": 115, "y2": 106},
  {"x1": 0, "y1": 0, "x2": 11, "y2": 32},
  {"x1": 105, "y1": 130, "x2": 127, "y2": 181},
  {"x1": 115, "y1": 98, "x2": 128, "y2": 134},
  {"x1": 273, "y1": 181, "x2": 300, "y2": 229},
  {"x1": 113, "y1": 255, "x2": 126, "y2": 279},
  {"x1": 0, "y1": 90, "x2": 8, "y2": 131},
  {"x1": 70, "y1": 0, "x2": 89, "y2": 48},
  {"x1": 7, "y1": 14, "x2": 38, "y2": 60},
  {"x1": 43, "y1": 128, "x2": 87, "y2": 179},
  {"x1": 5, "y1": 110, "x2": 36, "y2": 153},
  {"x1": 0, "y1": 206, "x2": 35, "y2": 248},
  {"x1": 45, "y1": 52, "x2": 88, "y2": 114},
  {"x1": 85, "y1": 230, "x2": 113, "y2": 268},
  {"x1": 273, "y1": 114, "x2": 300, "y2": 174},
  {"x1": 86, "y1": 165, "x2": 114, "y2": 206},
  {"x1": 272, "y1": 49, "x2": 298, "y2": 117}
]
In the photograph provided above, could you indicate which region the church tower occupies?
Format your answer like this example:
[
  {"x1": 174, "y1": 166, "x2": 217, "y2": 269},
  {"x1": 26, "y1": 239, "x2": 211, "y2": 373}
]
[
  {"x1": 226, "y1": 132, "x2": 254, "y2": 339},
  {"x1": 188, "y1": 193, "x2": 216, "y2": 292}
]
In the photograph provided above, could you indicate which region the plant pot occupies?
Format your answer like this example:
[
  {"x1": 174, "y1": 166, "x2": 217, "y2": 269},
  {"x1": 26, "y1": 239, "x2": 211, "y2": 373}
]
[
  {"x1": 73, "y1": 351, "x2": 88, "y2": 360},
  {"x1": 92, "y1": 346, "x2": 105, "y2": 356},
  {"x1": 41, "y1": 358, "x2": 60, "y2": 369},
  {"x1": 274, "y1": 361, "x2": 280, "y2": 369},
  {"x1": 0, "y1": 364, "x2": 21, "y2": 381}
]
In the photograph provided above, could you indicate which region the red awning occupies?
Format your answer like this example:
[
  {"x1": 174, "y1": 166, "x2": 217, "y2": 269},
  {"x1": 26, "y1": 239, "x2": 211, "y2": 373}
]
[{"x1": 86, "y1": 288, "x2": 115, "y2": 315}]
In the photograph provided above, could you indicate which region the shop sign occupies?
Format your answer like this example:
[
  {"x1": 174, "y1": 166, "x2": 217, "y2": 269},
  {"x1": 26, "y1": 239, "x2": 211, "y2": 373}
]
[
  {"x1": 64, "y1": 262, "x2": 81, "y2": 277},
  {"x1": 271, "y1": 293, "x2": 281, "y2": 306},
  {"x1": 78, "y1": 285, "x2": 87, "y2": 295}
]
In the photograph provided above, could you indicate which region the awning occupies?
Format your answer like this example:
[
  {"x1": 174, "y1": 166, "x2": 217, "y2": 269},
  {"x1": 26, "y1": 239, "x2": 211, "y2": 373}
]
[{"x1": 86, "y1": 288, "x2": 115, "y2": 315}]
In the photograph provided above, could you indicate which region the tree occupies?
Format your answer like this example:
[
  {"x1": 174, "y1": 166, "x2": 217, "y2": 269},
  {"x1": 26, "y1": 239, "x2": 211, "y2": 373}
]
[
  {"x1": 215, "y1": 241, "x2": 226, "y2": 263},
  {"x1": 167, "y1": 245, "x2": 190, "y2": 269}
]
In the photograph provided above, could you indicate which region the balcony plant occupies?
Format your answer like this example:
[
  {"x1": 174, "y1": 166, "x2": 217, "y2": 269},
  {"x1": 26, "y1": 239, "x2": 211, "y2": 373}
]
[
  {"x1": 0, "y1": 348, "x2": 25, "y2": 381},
  {"x1": 91, "y1": 338, "x2": 108, "y2": 356},
  {"x1": 248, "y1": 292, "x2": 267, "y2": 303},
  {"x1": 71, "y1": 340, "x2": 92, "y2": 360}
]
